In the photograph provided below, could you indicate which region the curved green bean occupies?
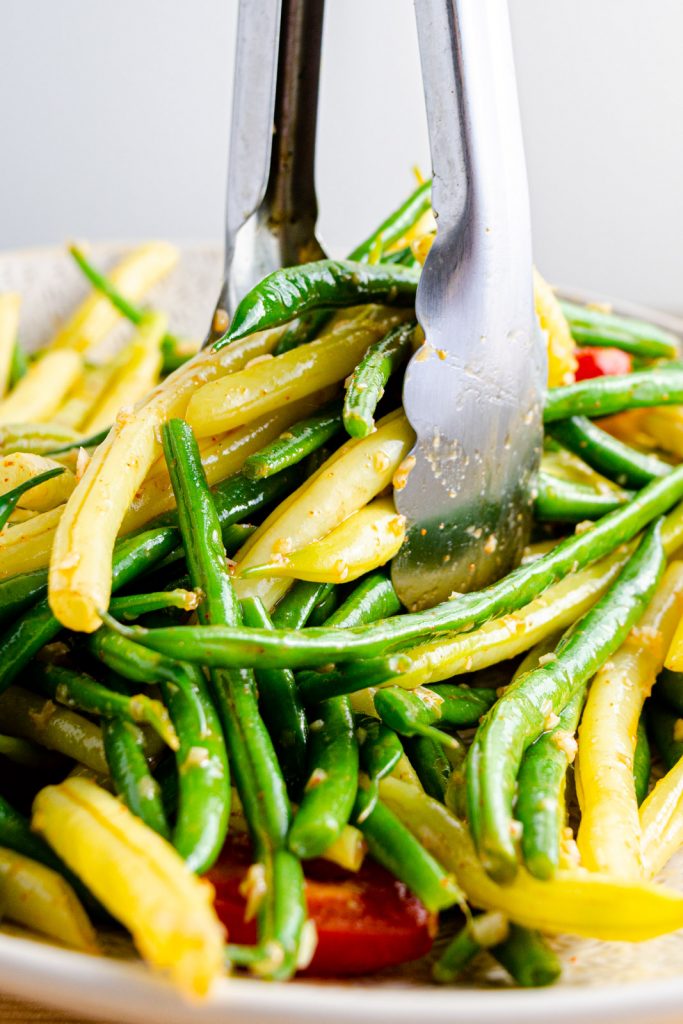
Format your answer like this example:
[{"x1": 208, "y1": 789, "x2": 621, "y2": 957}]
[
  {"x1": 491, "y1": 924, "x2": 561, "y2": 987},
  {"x1": 467, "y1": 519, "x2": 665, "y2": 882},
  {"x1": 403, "y1": 734, "x2": 452, "y2": 801},
  {"x1": 241, "y1": 596, "x2": 308, "y2": 796},
  {"x1": 30, "y1": 662, "x2": 177, "y2": 748},
  {"x1": 548, "y1": 416, "x2": 670, "y2": 490},
  {"x1": 0, "y1": 466, "x2": 65, "y2": 531},
  {"x1": 544, "y1": 365, "x2": 683, "y2": 423},
  {"x1": 535, "y1": 471, "x2": 632, "y2": 522},
  {"x1": 102, "y1": 718, "x2": 170, "y2": 838},
  {"x1": 112, "y1": 462, "x2": 683, "y2": 670},
  {"x1": 271, "y1": 581, "x2": 334, "y2": 629},
  {"x1": 288, "y1": 695, "x2": 359, "y2": 858},
  {"x1": 158, "y1": 663, "x2": 230, "y2": 874},
  {"x1": 560, "y1": 300, "x2": 679, "y2": 360},
  {"x1": 343, "y1": 321, "x2": 415, "y2": 438},
  {"x1": 242, "y1": 404, "x2": 342, "y2": 480},
  {"x1": 216, "y1": 260, "x2": 419, "y2": 347},
  {"x1": 273, "y1": 181, "x2": 430, "y2": 354},
  {"x1": 0, "y1": 569, "x2": 49, "y2": 629},
  {"x1": 353, "y1": 784, "x2": 461, "y2": 913},
  {"x1": 373, "y1": 687, "x2": 460, "y2": 749},
  {"x1": 515, "y1": 685, "x2": 585, "y2": 879},
  {"x1": 356, "y1": 715, "x2": 403, "y2": 819}
]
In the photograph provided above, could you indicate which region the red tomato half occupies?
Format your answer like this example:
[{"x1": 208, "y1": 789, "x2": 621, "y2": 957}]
[
  {"x1": 206, "y1": 836, "x2": 437, "y2": 976},
  {"x1": 575, "y1": 346, "x2": 632, "y2": 381}
]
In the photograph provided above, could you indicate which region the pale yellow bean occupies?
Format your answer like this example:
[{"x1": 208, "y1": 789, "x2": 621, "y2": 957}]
[
  {"x1": 0, "y1": 293, "x2": 21, "y2": 397},
  {"x1": 0, "y1": 350, "x2": 83, "y2": 425}
]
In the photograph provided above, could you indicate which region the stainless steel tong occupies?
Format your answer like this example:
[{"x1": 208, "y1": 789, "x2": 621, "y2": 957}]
[{"x1": 215, "y1": 0, "x2": 545, "y2": 611}]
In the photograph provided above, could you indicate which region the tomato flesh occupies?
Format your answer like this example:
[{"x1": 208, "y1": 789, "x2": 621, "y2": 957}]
[
  {"x1": 206, "y1": 837, "x2": 436, "y2": 976},
  {"x1": 575, "y1": 346, "x2": 632, "y2": 381}
]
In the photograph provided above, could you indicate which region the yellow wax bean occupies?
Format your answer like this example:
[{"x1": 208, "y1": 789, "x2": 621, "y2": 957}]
[
  {"x1": 234, "y1": 410, "x2": 414, "y2": 610},
  {"x1": 82, "y1": 311, "x2": 167, "y2": 433},
  {"x1": 122, "y1": 393, "x2": 327, "y2": 535},
  {"x1": 186, "y1": 308, "x2": 409, "y2": 437},
  {"x1": 0, "y1": 422, "x2": 81, "y2": 457},
  {"x1": 0, "y1": 293, "x2": 21, "y2": 397},
  {"x1": 390, "y1": 550, "x2": 628, "y2": 689},
  {"x1": 49, "y1": 330, "x2": 278, "y2": 632},
  {"x1": 641, "y1": 408, "x2": 683, "y2": 460},
  {"x1": 576, "y1": 562, "x2": 683, "y2": 878},
  {"x1": 0, "y1": 350, "x2": 83, "y2": 425},
  {"x1": 240, "y1": 497, "x2": 405, "y2": 584},
  {"x1": 640, "y1": 755, "x2": 683, "y2": 879},
  {"x1": 0, "y1": 686, "x2": 107, "y2": 774},
  {"x1": 380, "y1": 777, "x2": 683, "y2": 942},
  {"x1": 534, "y1": 268, "x2": 577, "y2": 386},
  {"x1": 0, "y1": 505, "x2": 65, "y2": 579},
  {"x1": 53, "y1": 361, "x2": 121, "y2": 429},
  {"x1": 0, "y1": 453, "x2": 75, "y2": 511},
  {"x1": 32, "y1": 779, "x2": 224, "y2": 997},
  {"x1": 0, "y1": 847, "x2": 98, "y2": 952},
  {"x1": 50, "y1": 242, "x2": 178, "y2": 353}
]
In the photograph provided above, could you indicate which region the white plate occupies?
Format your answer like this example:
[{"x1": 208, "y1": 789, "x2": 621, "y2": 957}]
[{"x1": 2, "y1": 243, "x2": 683, "y2": 1024}]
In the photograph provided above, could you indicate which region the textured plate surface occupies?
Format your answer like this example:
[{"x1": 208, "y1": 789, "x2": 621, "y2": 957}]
[{"x1": 1, "y1": 243, "x2": 683, "y2": 1023}]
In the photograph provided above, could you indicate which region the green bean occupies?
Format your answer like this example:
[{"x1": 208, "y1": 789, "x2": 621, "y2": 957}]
[
  {"x1": 544, "y1": 365, "x2": 683, "y2": 423},
  {"x1": 356, "y1": 715, "x2": 403, "y2": 819},
  {"x1": 295, "y1": 655, "x2": 404, "y2": 703},
  {"x1": 88, "y1": 628, "x2": 190, "y2": 695},
  {"x1": 403, "y1": 734, "x2": 451, "y2": 801},
  {"x1": 374, "y1": 683, "x2": 498, "y2": 743},
  {"x1": 653, "y1": 668, "x2": 683, "y2": 715},
  {"x1": 273, "y1": 181, "x2": 430, "y2": 354},
  {"x1": 288, "y1": 695, "x2": 358, "y2": 858},
  {"x1": 353, "y1": 784, "x2": 461, "y2": 912},
  {"x1": 548, "y1": 416, "x2": 670, "y2": 490},
  {"x1": 113, "y1": 463, "x2": 683, "y2": 670},
  {"x1": 0, "y1": 466, "x2": 65, "y2": 531},
  {"x1": 44, "y1": 427, "x2": 111, "y2": 456},
  {"x1": 373, "y1": 687, "x2": 459, "y2": 749},
  {"x1": 102, "y1": 718, "x2": 170, "y2": 838},
  {"x1": 68, "y1": 244, "x2": 189, "y2": 375},
  {"x1": 427, "y1": 683, "x2": 499, "y2": 724},
  {"x1": 305, "y1": 586, "x2": 339, "y2": 625},
  {"x1": 242, "y1": 404, "x2": 343, "y2": 481},
  {"x1": 29, "y1": 662, "x2": 177, "y2": 748},
  {"x1": 216, "y1": 260, "x2": 419, "y2": 347},
  {"x1": 433, "y1": 912, "x2": 509, "y2": 984},
  {"x1": 271, "y1": 581, "x2": 334, "y2": 629},
  {"x1": 326, "y1": 571, "x2": 402, "y2": 627},
  {"x1": 535, "y1": 471, "x2": 632, "y2": 522},
  {"x1": 0, "y1": 794, "x2": 63, "y2": 873},
  {"x1": 157, "y1": 663, "x2": 230, "y2": 873},
  {"x1": 647, "y1": 700, "x2": 683, "y2": 771},
  {"x1": 515, "y1": 686, "x2": 585, "y2": 880},
  {"x1": 491, "y1": 924, "x2": 561, "y2": 987},
  {"x1": 108, "y1": 588, "x2": 198, "y2": 620},
  {"x1": 0, "y1": 569, "x2": 49, "y2": 629},
  {"x1": 162, "y1": 417, "x2": 303, "y2": 979},
  {"x1": 9, "y1": 340, "x2": 28, "y2": 387},
  {"x1": 634, "y1": 715, "x2": 651, "y2": 806},
  {"x1": 0, "y1": 526, "x2": 178, "y2": 696},
  {"x1": 343, "y1": 322, "x2": 415, "y2": 438},
  {"x1": 349, "y1": 181, "x2": 431, "y2": 263},
  {"x1": 0, "y1": 685, "x2": 108, "y2": 774},
  {"x1": 560, "y1": 300, "x2": 679, "y2": 360},
  {"x1": 467, "y1": 518, "x2": 665, "y2": 882},
  {"x1": 241, "y1": 596, "x2": 308, "y2": 796}
]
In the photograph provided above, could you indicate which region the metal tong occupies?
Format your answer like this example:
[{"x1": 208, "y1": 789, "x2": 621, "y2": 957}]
[{"x1": 215, "y1": 0, "x2": 545, "y2": 612}]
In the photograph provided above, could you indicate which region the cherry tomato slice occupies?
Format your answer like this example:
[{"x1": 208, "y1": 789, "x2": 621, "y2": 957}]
[
  {"x1": 206, "y1": 837, "x2": 437, "y2": 976},
  {"x1": 575, "y1": 346, "x2": 632, "y2": 381}
]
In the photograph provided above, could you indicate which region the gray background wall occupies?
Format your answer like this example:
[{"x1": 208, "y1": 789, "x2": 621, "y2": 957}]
[{"x1": 3, "y1": 0, "x2": 682, "y2": 309}]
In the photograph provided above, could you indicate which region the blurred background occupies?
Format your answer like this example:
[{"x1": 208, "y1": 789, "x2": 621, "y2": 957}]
[{"x1": 2, "y1": 0, "x2": 682, "y2": 310}]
